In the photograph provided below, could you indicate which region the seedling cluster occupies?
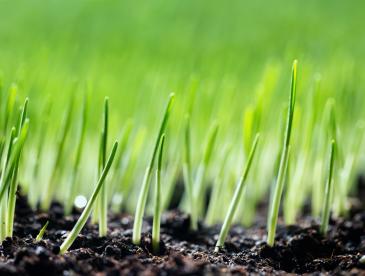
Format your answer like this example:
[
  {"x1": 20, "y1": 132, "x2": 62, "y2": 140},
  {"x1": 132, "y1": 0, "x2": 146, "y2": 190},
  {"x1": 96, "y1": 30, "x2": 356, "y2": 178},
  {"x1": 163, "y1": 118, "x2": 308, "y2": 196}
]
[{"x1": 0, "y1": 59, "x2": 363, "y2": 254}]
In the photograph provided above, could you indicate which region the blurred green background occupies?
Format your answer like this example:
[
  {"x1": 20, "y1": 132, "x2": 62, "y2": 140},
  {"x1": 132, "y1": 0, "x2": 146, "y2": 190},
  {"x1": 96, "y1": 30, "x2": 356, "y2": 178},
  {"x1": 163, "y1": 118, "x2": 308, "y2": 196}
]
[
  {"x1": 0, "y1": 0, "x2": 364, "y2": 219},
  {"x1": 1, "y1": 0, "x2": 364, "y2": 123}
]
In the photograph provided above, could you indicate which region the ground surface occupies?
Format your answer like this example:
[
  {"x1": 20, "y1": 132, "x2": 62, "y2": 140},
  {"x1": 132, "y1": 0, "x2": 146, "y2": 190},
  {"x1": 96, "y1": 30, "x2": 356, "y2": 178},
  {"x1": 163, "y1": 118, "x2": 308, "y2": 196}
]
[{"x1": 0, "y1": 193, "x2": 364, "y2": 276}]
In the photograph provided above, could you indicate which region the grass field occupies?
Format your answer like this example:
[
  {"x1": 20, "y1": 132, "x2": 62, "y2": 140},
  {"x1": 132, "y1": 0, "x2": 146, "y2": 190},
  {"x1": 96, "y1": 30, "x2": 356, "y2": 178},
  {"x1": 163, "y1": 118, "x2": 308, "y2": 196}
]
[{"x1": 0, "y1": 0, "x2": 364, "y2": 236}]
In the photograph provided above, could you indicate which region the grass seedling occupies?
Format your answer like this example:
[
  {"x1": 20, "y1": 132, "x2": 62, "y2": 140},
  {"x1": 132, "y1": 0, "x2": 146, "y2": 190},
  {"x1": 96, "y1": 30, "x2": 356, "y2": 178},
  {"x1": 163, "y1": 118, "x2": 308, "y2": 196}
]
[
  {"x1": 7, "y1": 98, "x2": 29, "y2": 237},
  {"x1": 99, "y1": 97, "x2": 109, "y2": 236},
  {"x1": 0, "y1": 127, "x2": 16, "y2": 239},
  {"x1": 41, "y1": 96, "x2": 74, "y2": 210},
  {"x1": 215, "y1": 134, "x2": 260, "y2": 252},
  {"x1": 36, "y1": 221, "x2": 49, "y2": 241},
  {"x1": 65, "y1": 96, "x2": 88, "y2": 215},
  {"x1": 182, "y1": 115, "x2": 198, "y2": 230},
  {"x1": 132, "y1": 93, "x2": 175, "y2": 245},
  {"x1": 59, "y1": 141, "x2": 118, "y2": 254},
  {"x1": 152, "y1": 134, "x2": 165, "y2": 254},
  {"x1": 267, "y1": 60, "x2": 297, "y2": 247},
  {"x1": 320, "y1": 139, "x2": 336, "y2": 235},
  {"x1": 0, "y1": 120, "x2": 29, "y2": 202}
]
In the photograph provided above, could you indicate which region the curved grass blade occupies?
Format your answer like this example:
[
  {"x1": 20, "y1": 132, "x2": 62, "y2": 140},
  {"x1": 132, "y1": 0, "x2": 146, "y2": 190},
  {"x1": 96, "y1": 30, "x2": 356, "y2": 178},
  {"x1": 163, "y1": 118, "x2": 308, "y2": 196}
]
[
  {"x1": 133, "y1": 93, "x2": 175, "y2": 245},
  {"x1": 59, "y1": 141, "x2": 118, "y2": 254},
  {"x1": 215, "y1": 134, "x2": 260, "y2": 252}
]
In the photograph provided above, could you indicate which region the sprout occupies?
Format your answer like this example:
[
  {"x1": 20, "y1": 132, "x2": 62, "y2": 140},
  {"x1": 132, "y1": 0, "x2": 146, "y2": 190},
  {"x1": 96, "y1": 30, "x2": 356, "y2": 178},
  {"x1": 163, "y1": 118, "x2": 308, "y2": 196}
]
[
  {"x1": 59, "y1": 141, "x2": 118, "y2": 254},
  {"x1": 98, "y1": 97, "x2": 109, "y2": 237},
  {"x1": 7, "y1": 98, "x2": 29, "y2": 237},
  {"x1": 36, "y1": 221, "x2": 49, "y2": 241},
  {"x1": 267, "y1": 60, "x2": 297, "y2": 247},
  {"x1": 215, "y1": 134, "x2": 260, "y2": 252},
  {"x1": 320, "y1": 139, "x2": 336, "y2": 235},
  {"x1": 152, "y1": 134, "x2": 165, "y2": 254},
  {"x1": 132, "y1": 93, "x2": 175, "y2": 245}
]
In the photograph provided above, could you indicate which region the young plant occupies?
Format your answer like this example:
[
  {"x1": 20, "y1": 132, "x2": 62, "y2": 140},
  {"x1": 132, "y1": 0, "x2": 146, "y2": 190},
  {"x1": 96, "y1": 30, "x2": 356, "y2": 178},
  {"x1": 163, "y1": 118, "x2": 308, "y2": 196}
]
[
  {"x1": 36, "y1": 221, "x2": 49, "y2": 241},
  {"x1": 65, "y1": 95, "x2": 88, "y2": 215},
  {"x1": 182, "y1": 115, "x2": 198, "y2": 230},
  {"x1": 133, "y1": 93, "x2": 175, "y2": 245},
  {"x1": 0, "y1": 127, "x2": 16, "y2": 240},
  {"x1": 0, "y1": 119, "x2": 29, "y2": 241},
  {"x1": 320, "y1": 139, "x2": 336, "y2": 235},
  {"x1": 98, "y1": 97, "x2": 109, "y2": 236},
  {"x1": 7, "y1": 98, "x2": 29, "y2": 237},
  {"x1": 267, "y1": 60, "x2": 297, "y2": 247},
  {"x1": 41, "y1": 96, "x2": 74, "y2": 210},
  {"x1": 215, "y1": 134, "x2": 260, "y2": 252},
  {"x1": 0, "y1": 120, "x2": 29, "y2": 201},
  {"x1": 59, "y1": 141, "x2": 118, "y2": 254},
  {"x1": 152, "y1": 134, "x2": 165, "y2": 254}
]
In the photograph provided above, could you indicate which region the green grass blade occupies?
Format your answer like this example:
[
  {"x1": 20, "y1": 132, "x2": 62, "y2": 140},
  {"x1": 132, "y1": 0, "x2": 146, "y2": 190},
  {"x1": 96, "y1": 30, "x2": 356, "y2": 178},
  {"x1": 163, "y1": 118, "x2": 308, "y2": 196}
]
[
  {"x1": 59, "y1": 141, "x2": 118, "y2": 254},
  {"x1": 320, "y1": 140, "x2": 336, "y2": 235},
  {"x1": 152, "y1": 134, "x2": 165, "y2": 254},
  {"x1": 7, "y1": 98, "x2": 30, "y2": 237},
  {"x1": 0, "y1": 120, "x2": 29, "y2": 202},
  {"x1": 267, "y1": 60, "x2": 297, "y2": 247},
  {"x1": 36, "y1": 221, "x2": 49, "y2": 241},
  {"x1": 99, "y1": 97, "x2": 109, "y2": 236},
  {"x1": 132, "y1": 93, "x2": 175, "y2": 245},
  {"x1": 215, "y1": 134, "x2": 260, "y2": 252}
]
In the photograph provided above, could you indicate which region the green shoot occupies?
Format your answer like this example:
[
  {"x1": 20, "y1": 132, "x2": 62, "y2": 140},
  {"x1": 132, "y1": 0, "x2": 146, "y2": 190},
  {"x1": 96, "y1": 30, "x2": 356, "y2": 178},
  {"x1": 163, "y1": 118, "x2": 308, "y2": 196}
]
[
  {"x1": 36, "y1": 221, "x2": 49, "y2": 241},
  {"x1": 267, "y1": 60, "x2": 297, "y2": 247},
  {"x1": 152, "y1": 134, "x2": 165, "y2": 254},
  {"x1": 99, "y1": 97, "x2": 109, "y2": 236},
  {"x1": 59, "y1": 141, "x2": 118, "y2": 254},
  {"x1": 182, "y1": 115, "x2": 197, "y2": 230},
  {"x1": 41, "y1": 96, "x2": 74, "y2": 210},
  {"x1": 320, "y1": 139, "x2": 336, "y2": 235},
  {"x1": 65, "y1": 95, "x2": 88, "y2": 215},
  {"x1": 0, "y1": 120, "x2": 29, "y2": 202},
  {"x1": 215, "y1": 134, "x2": 260, "y2": 252},
  {"x1": 7, "y1": 98, "x2": 29, "y2": 237},
  {"x1": 133, "y1": 93, "x2": 175, "y2": 245}
]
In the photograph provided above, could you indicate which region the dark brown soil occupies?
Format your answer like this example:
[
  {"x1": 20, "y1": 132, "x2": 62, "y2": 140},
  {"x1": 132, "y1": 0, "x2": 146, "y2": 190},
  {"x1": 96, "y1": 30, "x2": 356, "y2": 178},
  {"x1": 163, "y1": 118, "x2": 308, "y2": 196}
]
[{"x1": 0, "y1": 192, "x2": 364, "y2": 276}]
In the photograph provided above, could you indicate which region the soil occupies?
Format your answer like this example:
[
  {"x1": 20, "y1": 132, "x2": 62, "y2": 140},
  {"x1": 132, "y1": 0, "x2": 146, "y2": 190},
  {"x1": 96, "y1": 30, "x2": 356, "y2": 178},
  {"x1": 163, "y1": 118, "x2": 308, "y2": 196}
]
[{"x1": 0, "y1": 191, "x2": 364, "y2": 276}]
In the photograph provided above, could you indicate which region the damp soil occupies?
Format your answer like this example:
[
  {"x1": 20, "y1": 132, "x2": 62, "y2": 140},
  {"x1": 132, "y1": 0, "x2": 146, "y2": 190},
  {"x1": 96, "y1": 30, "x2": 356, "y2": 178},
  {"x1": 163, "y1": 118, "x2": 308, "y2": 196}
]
[{"x1": 0, "y1": 192, "x2": 364, "y2": 276}]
